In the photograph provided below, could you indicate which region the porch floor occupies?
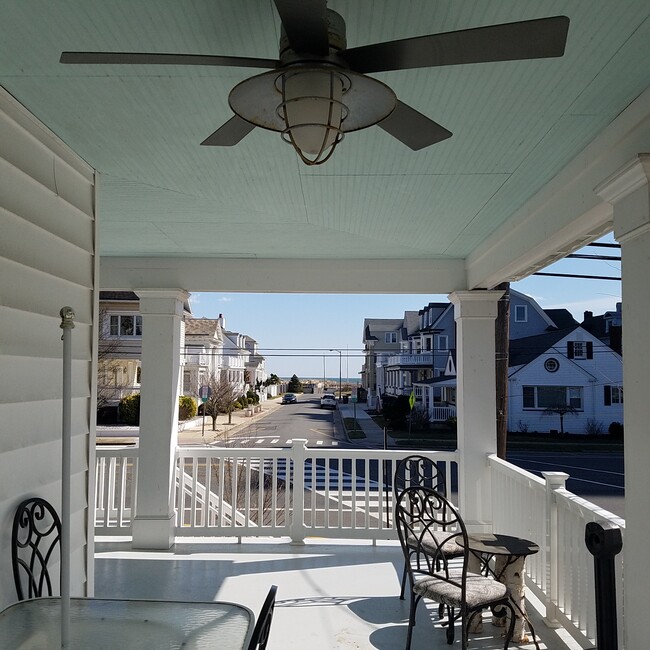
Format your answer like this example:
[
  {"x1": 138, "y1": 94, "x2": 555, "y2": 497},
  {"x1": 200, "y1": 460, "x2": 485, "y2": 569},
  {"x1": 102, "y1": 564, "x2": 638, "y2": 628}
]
[{"x1": 94, "y1": 538, "x2": 589, "y2": 650}]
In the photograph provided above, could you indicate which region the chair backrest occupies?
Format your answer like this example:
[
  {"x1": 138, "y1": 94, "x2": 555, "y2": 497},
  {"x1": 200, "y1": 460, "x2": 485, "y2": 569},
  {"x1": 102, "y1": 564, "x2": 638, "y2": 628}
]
[
  {"x1": 12, "y1": 497, "x2": 62, "y2": 601},
  {"x1": 393, "y1": 454, "x2": 446, "y2": 495},
  {"x1": 395, "y1": 486, "x2": 468, "y2": 585},
  {"x1": 247, "y1": 584, "x2": 278, "y2": 650}
]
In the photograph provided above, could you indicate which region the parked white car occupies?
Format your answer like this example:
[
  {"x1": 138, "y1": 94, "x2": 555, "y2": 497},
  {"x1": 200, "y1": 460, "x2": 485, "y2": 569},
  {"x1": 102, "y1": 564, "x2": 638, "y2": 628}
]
[{"x1": 320, "y1": 393, "x2": 337, "y2": 409}]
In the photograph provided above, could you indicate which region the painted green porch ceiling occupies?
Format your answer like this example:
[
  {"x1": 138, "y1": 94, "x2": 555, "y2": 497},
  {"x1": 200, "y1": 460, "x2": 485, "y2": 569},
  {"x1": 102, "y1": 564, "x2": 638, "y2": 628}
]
[{"x1": 1, "y1": 1, "x2": 648, "y2": 263}]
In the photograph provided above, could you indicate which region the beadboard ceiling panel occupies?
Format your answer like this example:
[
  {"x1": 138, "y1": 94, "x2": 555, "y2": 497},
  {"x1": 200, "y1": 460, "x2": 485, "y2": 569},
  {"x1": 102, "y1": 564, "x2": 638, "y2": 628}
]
[{"x1": 0, "y1": 0, "x2": 648, "y2": 276}]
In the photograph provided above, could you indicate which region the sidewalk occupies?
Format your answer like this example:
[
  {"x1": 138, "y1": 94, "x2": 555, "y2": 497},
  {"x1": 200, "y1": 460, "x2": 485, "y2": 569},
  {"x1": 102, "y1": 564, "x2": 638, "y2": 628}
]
[
  {"x1": 96, "y1": 398, "x2": 285, "y2": 446},
  {"x1": 337, "y1": 401, "x2": 394, "y2": 448},
  {"x1": 178, "y1": 398, "x2": 284, "y2": 445}
]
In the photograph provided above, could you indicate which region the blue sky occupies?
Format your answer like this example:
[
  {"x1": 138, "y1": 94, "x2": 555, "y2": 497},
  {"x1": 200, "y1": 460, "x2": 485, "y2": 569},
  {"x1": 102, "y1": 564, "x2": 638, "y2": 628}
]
[{"x1": 189, "y1": 234, "x2": 621, "y2": 380}]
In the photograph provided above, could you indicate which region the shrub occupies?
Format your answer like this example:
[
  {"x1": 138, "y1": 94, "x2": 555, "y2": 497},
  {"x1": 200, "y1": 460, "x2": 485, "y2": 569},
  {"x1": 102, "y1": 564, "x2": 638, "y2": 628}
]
[
  {"x1": 408, "y1": 408, "x2": 430, "y2": 431},
  {"x1": 246, "y1": 390, "x2": 260, "y2": 404},
  {"x1": 585, "y1": 418, "x2": 605, "y2": 436},
  {"x1": 382, "y1": 395, "x2": 410, "y2": 428},
  {"x1": 608, "y1": 421, "x2": 624, "y2": 439},
  {"x1": 445, "y1": 416, "x2": 457, "y2": 431},
  {"x1": 118, "y1": 393, "x2": 140, "y2": 425},
  {"x1": 178, "y1": 395, "x2": 197, "y2": 420}
]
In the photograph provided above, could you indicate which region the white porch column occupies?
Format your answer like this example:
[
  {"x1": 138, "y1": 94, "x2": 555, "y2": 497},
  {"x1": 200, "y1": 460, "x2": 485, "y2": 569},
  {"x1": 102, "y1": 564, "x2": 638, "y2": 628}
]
[
  {"x1": 132, "y1": 289, "x2": 188, "y2": 549},
  {"x1": 449, "y1": 290, "x2": 503, "y2": 531},
  {"x1": 596, "y1": 154, "x2": 650, "y2": 650}
]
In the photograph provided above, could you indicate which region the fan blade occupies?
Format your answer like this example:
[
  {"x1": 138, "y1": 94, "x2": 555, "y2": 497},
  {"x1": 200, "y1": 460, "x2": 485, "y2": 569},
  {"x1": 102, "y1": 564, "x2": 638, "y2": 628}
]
[
  {"x1": 273, "y1": 0, "x2": 329, "y2": 55},
  {"x1": 60, "y1": 52, "x2": 278, "y2": 69},
  {"x1": 343, "y1": 16, "x2": 569, "y2": 73},
  {"x1": 378, "y1": 101, "x2": 452, "y2": 151},
  {"x1": 201, "y1": 116, "x2": 255, "y2": 147}
]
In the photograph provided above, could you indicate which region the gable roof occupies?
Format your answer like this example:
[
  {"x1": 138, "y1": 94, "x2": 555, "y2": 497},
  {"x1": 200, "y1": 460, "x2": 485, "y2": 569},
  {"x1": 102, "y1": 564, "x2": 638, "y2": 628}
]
[
  {"x1": 185, "y1": 317, "x2": 222, "y2": 338},
  {"x1": 508, "y1": 325, "x2": 580, "y2": 367}
]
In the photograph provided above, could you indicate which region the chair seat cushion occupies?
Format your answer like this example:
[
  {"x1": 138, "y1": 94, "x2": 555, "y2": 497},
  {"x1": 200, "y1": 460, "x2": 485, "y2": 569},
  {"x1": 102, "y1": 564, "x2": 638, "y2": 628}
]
[
  {"x1": 407, "y1": 530, "x2": 464, "y2": 557},
  {"x1": 413, "y1": 570, "x2": 507, "y2": 610}
]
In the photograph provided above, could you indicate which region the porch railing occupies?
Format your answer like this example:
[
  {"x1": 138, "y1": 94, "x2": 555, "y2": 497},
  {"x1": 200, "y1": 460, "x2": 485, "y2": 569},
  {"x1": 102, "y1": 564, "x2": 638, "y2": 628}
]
[
  {"x1": 430, "y1": 405, "x2": 456, "y2": 422},
  {"x1": 175, "y1": 442, "x2": 458, "y2": 540},
  {"x1": 95, "y1": 447, "x2": 138, "y2": 534},
  {"x1": 489, "y1": 454, "x2": 625, "y2": 649},
  {"x1": 94, "y1": 445, "x2": 625, "y2": 648}
]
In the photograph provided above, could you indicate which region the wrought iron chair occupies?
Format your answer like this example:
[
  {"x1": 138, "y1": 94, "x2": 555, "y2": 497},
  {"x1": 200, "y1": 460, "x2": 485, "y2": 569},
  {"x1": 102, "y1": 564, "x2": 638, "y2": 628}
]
[
  {"x1": 395, "y1": 486, "x2": 516, "y2": 649},
  {"x1": 394, "y1": 455, "x2": 463, "y2": 599},
  {"x1": 12, "y1": 497, "x2": 62, "y2": 601},
  {"x1": 247, "y1": 584, "x2": 278, "y2": 650}
]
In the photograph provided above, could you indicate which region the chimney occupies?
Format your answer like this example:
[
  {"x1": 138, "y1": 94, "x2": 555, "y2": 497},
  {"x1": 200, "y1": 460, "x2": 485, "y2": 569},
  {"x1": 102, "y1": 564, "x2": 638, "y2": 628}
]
[
  {"x1": 583, "y1": 310, "x2": 593, "y2": 321},
  {"x1": 217, "y1": 313, "x2": 225, "y2": 329}
]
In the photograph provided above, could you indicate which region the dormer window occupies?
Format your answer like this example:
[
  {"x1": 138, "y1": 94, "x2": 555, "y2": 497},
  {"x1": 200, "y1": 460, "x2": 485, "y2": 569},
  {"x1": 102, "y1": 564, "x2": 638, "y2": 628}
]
[
  {"x1": 514, "y1": 304, "x2": 528, "y2": 322},
  {"x1": 385, "y1": 332, "x2": 397, "y2": 344}
]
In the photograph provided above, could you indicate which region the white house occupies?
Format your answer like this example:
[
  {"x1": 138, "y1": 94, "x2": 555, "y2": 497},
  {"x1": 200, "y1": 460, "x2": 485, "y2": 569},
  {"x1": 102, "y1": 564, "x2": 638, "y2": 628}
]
[
  {"x1": 508, "y1": 326, "x2": 624, "y2": 434},
  {"x1": 182, "y1": 316, "x2": 225, "y2": 397}
]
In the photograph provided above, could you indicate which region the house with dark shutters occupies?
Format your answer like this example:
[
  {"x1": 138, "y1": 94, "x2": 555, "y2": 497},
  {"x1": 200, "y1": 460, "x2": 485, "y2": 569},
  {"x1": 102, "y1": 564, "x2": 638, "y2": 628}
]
[{"x1": 507, "y1": 325, "x2": 623, "y2": 434}]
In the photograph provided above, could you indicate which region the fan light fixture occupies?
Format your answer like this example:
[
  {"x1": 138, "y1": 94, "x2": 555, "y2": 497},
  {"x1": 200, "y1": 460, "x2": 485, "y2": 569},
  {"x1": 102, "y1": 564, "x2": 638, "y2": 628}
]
[
  {"x1": 59, "y1": 2, "x2": 569, "y2": 163},
  {"x1": 277, "y1": 68, "x2": 348, "y2": 165},
  {"x1": 228, "y1": 64, "x2": 396, "y2": 165}
]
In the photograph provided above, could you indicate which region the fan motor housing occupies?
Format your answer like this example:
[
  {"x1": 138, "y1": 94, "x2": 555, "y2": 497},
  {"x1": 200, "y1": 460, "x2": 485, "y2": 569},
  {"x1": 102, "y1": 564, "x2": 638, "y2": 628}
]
[{"x1": 279, "y1": 9, "x2": 347, "y2": 57}]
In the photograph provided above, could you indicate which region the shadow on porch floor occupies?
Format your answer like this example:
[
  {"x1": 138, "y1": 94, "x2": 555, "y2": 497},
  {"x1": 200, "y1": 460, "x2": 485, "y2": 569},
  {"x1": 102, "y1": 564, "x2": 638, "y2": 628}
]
[{"x1": 94, "y1": 538, "x2": 589, "y2": 650}]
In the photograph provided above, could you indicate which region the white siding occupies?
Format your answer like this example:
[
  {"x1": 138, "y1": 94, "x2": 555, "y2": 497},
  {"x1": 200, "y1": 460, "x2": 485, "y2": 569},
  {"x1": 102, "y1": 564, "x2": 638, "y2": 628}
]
[
  {"x1": 508, "y1": 331, "x2": 624, "y2": 434},
  {"x1": 0, "y1": 89, "x2": 96, "y2": 608}
]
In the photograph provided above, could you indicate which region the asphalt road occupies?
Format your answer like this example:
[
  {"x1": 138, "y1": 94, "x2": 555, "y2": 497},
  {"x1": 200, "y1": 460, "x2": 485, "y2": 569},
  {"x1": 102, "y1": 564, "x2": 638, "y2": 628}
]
[
  {"x1": 507, "y1": 450, "x2": 625, "y2": 518},
  {"x1": 221, "y1": 395, "x2": 344, "y2": 447}
]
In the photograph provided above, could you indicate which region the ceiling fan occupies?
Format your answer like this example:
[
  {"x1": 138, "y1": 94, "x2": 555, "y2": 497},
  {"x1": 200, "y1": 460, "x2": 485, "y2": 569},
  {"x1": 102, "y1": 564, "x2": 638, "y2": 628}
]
[{"x1": 60, "y1": 0, "x2": 569, "y2": 165}]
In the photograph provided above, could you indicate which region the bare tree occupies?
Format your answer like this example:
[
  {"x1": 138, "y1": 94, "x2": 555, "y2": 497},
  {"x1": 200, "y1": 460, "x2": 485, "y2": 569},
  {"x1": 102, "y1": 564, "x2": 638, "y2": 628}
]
[
  {"x1": 543, "y1": 403, "x2": 578, "y2": 434},
  {"x1": 202, "y1": 370, "x2": 241, "y2": 430}
]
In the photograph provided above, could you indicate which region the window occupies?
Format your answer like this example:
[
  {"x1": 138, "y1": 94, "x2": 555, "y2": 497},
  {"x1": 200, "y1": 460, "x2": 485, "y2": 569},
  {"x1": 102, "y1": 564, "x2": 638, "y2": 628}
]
[
  {"x1": 544, "y1": 358, "x2": 559, "y2": 373},
  {"x1": 109, "y1": 314, "x2": 142, "y2": 337},
  {"x1": 523, "y1": 385, "x2": 583, "y2": 410},
  {"x1": 514, "y1": 304, "x2": 528, "y2": 322},
  {"x1": 567, "y1": 340, "x2": 593, "y2": 359},
  {"x1": 435, "y1": 334, "x2": 448, "y2": 351},
  {"x1": 604, "y1": 385, "x2": 623, "y2": 405},
  {"x1": 385, "y1": 332, "x2": 397, "y2": 344}
]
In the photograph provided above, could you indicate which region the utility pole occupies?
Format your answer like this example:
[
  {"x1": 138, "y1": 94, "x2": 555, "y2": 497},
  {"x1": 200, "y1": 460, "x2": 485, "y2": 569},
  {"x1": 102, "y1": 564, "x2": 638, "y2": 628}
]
[{"x1": 495, "y1": 282, "x2": 510, "y2": 459}]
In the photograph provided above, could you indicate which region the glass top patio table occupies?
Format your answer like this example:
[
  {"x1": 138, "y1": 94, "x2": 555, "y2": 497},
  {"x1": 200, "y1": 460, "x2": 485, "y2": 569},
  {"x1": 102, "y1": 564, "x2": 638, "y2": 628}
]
[{"x1": 0, "y1": 597, "x2": 253, "y2": 649}]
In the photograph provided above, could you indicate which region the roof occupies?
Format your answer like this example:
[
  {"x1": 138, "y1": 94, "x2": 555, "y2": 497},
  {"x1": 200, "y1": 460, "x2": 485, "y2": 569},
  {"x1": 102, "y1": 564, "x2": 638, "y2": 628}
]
[
  {"x1": 508, "y1": 325, "x2": 580, "y2": 367},
  {"x1": 544, "y1": 309, "x2": 579, "y2": 330},
  {"x1": 99, "y1": 291, "x2": 139, "y2": 302},
  {"x1": 185, "y1": 318, "x2": 222, "y2": 338}
]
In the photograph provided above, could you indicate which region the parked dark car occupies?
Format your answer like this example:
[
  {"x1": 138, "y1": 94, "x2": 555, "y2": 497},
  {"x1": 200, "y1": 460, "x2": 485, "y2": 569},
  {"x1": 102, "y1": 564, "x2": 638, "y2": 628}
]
[{"x1": 282, "y1": 393, "x2": 297, "y2": 404}]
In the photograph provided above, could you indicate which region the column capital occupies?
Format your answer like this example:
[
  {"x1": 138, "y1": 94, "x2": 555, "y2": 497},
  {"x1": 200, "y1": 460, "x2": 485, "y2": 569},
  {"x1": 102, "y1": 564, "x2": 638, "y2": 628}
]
[
  {"x1": 448, "y1": 290, "x2": 504, "y2": 320},
  {"x1": 135, "y1": 289, "x2": 189, "y2": 316},
  {"x1": 595, "y1": 155, "x2": 650, "y2": 243},
  {"x1": 595, "y1": 154, "x2": 650, "y2": 205}
]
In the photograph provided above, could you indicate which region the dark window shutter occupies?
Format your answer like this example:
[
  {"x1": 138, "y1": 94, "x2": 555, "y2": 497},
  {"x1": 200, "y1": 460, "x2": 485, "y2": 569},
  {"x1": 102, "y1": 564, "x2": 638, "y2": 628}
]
[
  {"x1": 604, "y1": 385, "x2": 612, "y2": 406},
  {"x1": 567, "y1": 341, "x2": 574, "y2": 359},
  {"x1": 523, "y1": 386, "x2": 535, "y2": 408},
  {"x1": 586, "y1": 342, "x2": 593, "y2": 359}
]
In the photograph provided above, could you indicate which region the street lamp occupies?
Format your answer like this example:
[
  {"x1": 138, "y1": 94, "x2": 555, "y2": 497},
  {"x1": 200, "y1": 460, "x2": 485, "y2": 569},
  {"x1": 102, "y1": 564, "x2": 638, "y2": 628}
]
[{"x1": 330, "y1": 349, "x2": 342, "y2": 401}]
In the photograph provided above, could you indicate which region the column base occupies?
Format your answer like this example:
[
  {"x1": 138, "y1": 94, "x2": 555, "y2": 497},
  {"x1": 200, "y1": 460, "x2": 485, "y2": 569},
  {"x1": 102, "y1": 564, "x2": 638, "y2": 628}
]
[{"x1": 131, "y1": 513, "x2": 176, "y2": 549}]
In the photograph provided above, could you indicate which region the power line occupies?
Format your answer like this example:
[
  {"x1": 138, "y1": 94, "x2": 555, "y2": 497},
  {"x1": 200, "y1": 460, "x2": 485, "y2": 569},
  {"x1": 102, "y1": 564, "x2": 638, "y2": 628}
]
[{"x1": 533, "y1": 272, "x2": 621, "y2": 281}]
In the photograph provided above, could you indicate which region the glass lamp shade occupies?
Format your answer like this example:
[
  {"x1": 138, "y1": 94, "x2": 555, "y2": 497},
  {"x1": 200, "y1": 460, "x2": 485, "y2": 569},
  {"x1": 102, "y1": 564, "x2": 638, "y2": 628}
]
[
  {"x1": 278, "y1": 69, "x2": 347, "y2": 164},
  {"x1": 227, "y1": 66, "x2": 396, "y2": 165}
]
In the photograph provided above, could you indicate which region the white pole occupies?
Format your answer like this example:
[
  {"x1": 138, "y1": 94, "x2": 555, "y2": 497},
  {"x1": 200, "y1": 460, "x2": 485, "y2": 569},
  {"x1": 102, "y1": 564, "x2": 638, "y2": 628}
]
[{"x1": 59, "y1": 307, "x2": 75, "y2": 649}]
